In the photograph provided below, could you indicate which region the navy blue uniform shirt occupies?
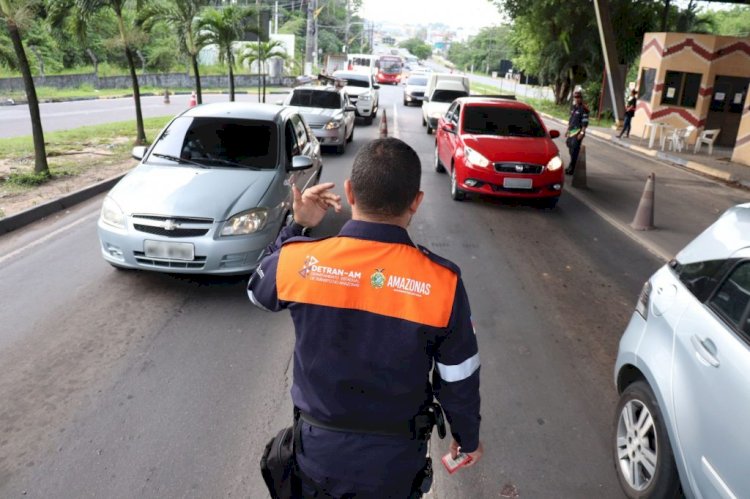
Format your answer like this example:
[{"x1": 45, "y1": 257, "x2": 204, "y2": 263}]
[{"x1": 247, "y1": 220, "x2": 481, "y2": 455}]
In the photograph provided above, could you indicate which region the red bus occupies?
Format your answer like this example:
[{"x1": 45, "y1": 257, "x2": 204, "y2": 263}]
[{"x1": 375, "y1": 55, "x2": 403, "y2": 85}]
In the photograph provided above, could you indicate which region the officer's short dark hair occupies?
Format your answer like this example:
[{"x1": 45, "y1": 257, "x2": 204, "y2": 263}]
[{"x1": 350, "y1": 138, "x2": 421, "y2": 217}]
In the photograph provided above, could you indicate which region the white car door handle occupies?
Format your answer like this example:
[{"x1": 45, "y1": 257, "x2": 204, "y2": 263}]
[{"x1": 691, "y1": 335, "x2": 720, "y2": 368}]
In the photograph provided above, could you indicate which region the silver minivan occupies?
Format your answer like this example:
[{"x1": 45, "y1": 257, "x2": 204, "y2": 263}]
[{"x1": 613, "y1": 203, "x2": 750, "y2": 498}]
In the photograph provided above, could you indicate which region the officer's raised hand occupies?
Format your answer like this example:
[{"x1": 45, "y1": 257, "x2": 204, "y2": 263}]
[{"x1": 292, "y1": 182, "x2": 342, "y2": 228}]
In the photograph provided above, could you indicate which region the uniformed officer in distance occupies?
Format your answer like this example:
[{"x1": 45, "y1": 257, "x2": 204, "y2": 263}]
[{"x1": 248, "y1": 138, "x2": 483, "y2": 497}]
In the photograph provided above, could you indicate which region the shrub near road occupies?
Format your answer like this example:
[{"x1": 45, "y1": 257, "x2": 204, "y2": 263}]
[{"x1": 0, "y1": 117, "x2": 171, "y2": 219}]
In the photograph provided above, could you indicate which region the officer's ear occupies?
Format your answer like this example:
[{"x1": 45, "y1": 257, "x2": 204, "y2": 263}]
[
  {"x1": 409, "y1": 191, "x2": 425, "y2": 215},
  {"x1": 344, "y1": 179, "x2": 355, "y2": 207}
]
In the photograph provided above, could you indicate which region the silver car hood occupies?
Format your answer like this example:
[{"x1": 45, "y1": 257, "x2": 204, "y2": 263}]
[
  {"x1": 109, "y1": 164, "x2": 277, "y2": 221},
  {"x1": 345, "y1": 86, "x2": 371, "y2": 97},
  {"x1": 290, "y1": 107, "x2": 342, "y2": 126},
  {"x1": 424, "y1": 101, "x2": 451, "y2": 116}
]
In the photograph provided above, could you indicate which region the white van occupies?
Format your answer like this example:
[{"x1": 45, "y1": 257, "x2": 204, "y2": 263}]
[
  {"x1": 422, "y1": 74, "x2": 470, "y2": 134},
  {"x1": 346, "y1": 54, "x2": 376, "y2": 75}
]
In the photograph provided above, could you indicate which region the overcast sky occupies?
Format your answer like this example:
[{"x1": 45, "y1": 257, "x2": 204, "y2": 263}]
[{"x1": 360, "y1": 0, "x2": 506, "y2": 29}]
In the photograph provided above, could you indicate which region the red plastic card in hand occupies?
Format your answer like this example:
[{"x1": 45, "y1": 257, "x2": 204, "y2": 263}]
[{"x1": 441, "y1": 452, "x2": 472, "y2": 474}]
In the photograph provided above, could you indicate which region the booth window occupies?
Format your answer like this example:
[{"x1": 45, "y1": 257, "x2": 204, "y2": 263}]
[
  {"x1": 661, "y1": 71, "x2": 702, "y2": 108},
  {"x1": 640, "y1": 68, "x2": 656, "y2": 102}
]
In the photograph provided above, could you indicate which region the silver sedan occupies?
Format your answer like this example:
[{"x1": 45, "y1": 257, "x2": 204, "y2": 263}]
[{"x1": 97, "y1": 102, "x2": 322, "y2": 275}]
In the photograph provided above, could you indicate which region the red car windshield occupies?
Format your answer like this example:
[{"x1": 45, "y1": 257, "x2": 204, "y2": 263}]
[{"x1": 463, "y1": 106, "x2": 547, "y2": 138}]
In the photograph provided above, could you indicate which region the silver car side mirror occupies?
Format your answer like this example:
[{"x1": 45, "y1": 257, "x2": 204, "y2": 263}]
[
  {"x1": 132, "y1": 146, "x2": 147, "y2": 160},
  {"x1": 291, "y1": 155, "x2": 314, "y2": 171}
]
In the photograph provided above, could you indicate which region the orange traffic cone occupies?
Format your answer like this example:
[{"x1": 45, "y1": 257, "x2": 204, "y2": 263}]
[
  {"x1": 631, "y1": 173, "x2": 656, "y2": 231},
  {"x1": 379, "y1": 109, "x2": 388, "y2": 139},
  {"x1": 188, "y1": 91, "x2": 197, "y2": 108}
]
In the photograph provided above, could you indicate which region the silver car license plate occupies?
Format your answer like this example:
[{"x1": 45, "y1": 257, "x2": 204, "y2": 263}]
[
  {"x1": 503, "y1": 178, "x2": 533, "y2": 189},
  {"x1": 144, "y1": 240, "x2": 195, "y2": 261}
]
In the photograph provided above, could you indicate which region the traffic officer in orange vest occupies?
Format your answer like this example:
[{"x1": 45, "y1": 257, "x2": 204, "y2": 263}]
[{"x1": 248, "y1": 138, "x2": 483, "y2": 497}]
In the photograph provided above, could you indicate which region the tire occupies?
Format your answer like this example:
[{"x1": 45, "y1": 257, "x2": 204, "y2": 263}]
[
  {"x1": 434, "y1": 143, "x2": 446, "y2": 173},
  {"x1": 403, "y1": 97, "x2": 408, "y2": 106},
  {"x1": 336, "y1": 143, "x2": 345, "y2": 154},
  {"x1": 450, "y1": 166, "x2": 466, "y2": 201},
  {"x1": 347, "y1": 126, "x2": 354, "y2": 143},
  {"x1": 426, "y1": 125, "x2": 432, "y2": 135},
  {"x1": 613, "y1": 381, "x2": 681, "y2": 499},
  {"x1": 365, "y1": 115, "x2": 373, "y2": 126},
  {"x1": 422, "y1": 116, "x2": 426, "y2": 127}
]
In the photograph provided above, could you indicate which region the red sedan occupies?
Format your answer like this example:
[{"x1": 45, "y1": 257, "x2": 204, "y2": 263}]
[{"x1": 434, "y1": 97, "x2": 564, "y2": 208}]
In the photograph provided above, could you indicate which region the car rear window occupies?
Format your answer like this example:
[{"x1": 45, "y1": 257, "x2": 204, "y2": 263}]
[
  {"x1": 290, "y1": 89, "x2": 341, "y2": 109},
  {"x1": 149, "y1": 117, "x2": 278, "y2": 169},
  {"x1": 462, "y1": 106, "x2": 546, "y2": 137},
  {"x1": 431, "y1": 90, "x2": 468, "y2": 103},
  {"x1": 336, "y1": 75, "x2": 370, "y2": 88}
]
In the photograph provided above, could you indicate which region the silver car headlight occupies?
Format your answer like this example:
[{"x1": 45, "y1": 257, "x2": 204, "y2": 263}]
[
  {"x1": 100, "y1": 197, "x2": 126, "y2": 229},
  {"x1": 221, "y1": 208, "x2": 268, "y2": 236},
  {"x1": 358, "y1": 93, "x2": 371, "y2": 101},
  {"x1": 546, "y1": 155, "x2": 563, "y2": 171},
  {"x1": 325, "y1": 120, "x2": 343, "y2": 130},
  {"x1": 429, "y1": 110, "x2": 444, "y2": 120}
]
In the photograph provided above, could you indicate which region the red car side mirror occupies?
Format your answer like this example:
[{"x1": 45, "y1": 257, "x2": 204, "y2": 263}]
[
  {"x1": 442, "y1": 122, "x2": 456, "y2": 133},
  {"x1": 549, "y1": 130, "x2": 560, "y2": 138}
]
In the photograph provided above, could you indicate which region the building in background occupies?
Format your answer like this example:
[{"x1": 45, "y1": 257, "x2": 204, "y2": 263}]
[{"x1": 632, "y1": 32, "x2": 750, "y2": 166}]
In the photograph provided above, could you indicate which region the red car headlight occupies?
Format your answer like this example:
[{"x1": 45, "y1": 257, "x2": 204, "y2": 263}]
[
  {"x1": 464, "y1": 146, "x2": 491, "y2": 168},
  {"x1": 546, "y1": 155, "x2": 563, "y2": 171}
]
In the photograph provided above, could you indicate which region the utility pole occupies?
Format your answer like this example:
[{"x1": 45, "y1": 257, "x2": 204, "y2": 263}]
[
  {"x1": 274, "y1": 1, "x2": 278, "y2": 34},
  {"x1": 313, "y1": 0, "x2": 319, "y2": 69},
  {"x1": 344, "y1": 0, "x2": 350, "y2": 54},
  {"x1": 305, "y1": 0, "x2": 314, "y2": 74},
  {"x1": 593, "y1": 0, "x2": 626, "y2": 126}
]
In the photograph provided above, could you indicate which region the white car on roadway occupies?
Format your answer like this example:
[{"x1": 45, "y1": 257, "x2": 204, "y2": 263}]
[
  {"x1": 332, "y1": 70, "x2": 380, "y2": 125},
  {"x1": 422, "y1": 81, "x2": 469, "y2": 134},
  {"x1": 613, "y1": 203, "x2": 750, "y2": 498}
]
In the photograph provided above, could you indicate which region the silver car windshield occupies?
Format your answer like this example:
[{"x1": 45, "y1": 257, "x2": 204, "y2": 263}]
[
  {"x1": 290, "y1": 90, "x2": 341, "y2": 109},
  {"x1": 148, "y1": 117, "x2": 278, "y2": 169}
]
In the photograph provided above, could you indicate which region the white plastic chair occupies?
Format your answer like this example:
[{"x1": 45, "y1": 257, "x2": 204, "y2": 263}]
[
  {"x1": 666, "y1": 125, "x2": 696, "y2": 153},
  {"x1": 694, "y1": 129, "x2": 721, "y2": 155}
]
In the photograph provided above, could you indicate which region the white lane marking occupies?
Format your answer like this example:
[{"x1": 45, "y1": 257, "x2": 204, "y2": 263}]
[
  {"x1": 0, "y1": 211, "x2": 99, "y2": 265},
  {"x1": 392, "y1": 103, "x2": 400, "y2": 139}
]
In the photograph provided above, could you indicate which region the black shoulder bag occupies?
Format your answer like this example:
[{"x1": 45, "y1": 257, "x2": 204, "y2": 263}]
[{"x1": 260, "y1": 413, "x2": 301, "y2": 499}]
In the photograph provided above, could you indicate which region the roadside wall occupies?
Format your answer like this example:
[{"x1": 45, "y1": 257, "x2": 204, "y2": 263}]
[{"x1": 0, "y1": 73, "x2": 295, "y2": 93}]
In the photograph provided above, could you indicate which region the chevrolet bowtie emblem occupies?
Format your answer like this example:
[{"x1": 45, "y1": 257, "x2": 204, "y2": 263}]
[{"x1": 164, "y1": 219, "x2": 177, "y2": 231}]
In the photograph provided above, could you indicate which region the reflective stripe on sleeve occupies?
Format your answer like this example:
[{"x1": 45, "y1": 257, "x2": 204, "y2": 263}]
[
  {"x1": 436, "y1": 353, "x2": 480, "y2": 382},
  {"x1": 247, "y1": 288, "x2": 271, "y2": 312}
]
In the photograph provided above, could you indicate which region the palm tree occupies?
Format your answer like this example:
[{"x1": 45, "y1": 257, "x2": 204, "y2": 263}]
[
  {"x1": 0, "y1": 0, "x2": 49, "y2": 176},
  {"x1": 196, "y1": 5, "x2": 256, "y2": 102},
  {"x1": 240, "y1": 39, "x2": 287, "y2": 103},
  {"x1": 140, "y1": 0, "x2": 207, "y2": 104},
  {"x1": 49, "y1": 0, "x2": 149, "y2": 145}
]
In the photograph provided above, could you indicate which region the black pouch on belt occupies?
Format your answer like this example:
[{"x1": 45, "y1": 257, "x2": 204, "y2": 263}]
[
  {"x1": 409, "y1": 457, "x2": 433, "y2": 498},
  {"x1": 260, "y1": 412, "x2": 301, "y2": 499}
]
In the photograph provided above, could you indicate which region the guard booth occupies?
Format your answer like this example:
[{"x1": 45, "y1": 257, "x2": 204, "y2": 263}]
[{"x1": 631, "y1": 32, "x2": 750, "y2": 166}]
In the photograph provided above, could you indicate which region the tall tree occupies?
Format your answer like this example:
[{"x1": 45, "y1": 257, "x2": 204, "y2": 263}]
[
  {"x1": 240, "y1": 39, "x2": 287, "y2": 103},
  {"x1": 0, "y1": 0, "x2": 49, "y2": 175},
  {"x1": 50, "y1": 0, "x2": 149, "y2": 144},
  {"x1": 140, "y1": 0, "x2": 207, "y2": 103},
  {"x1": 196, "y1": 5, "x2": 256, "y2": 102}
]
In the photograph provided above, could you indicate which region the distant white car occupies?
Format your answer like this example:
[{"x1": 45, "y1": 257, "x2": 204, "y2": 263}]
[
  {"x1": 332, "y1": 70, "x2": 380, "y2": 125},
  {"x1": 613, "y1": 203, "x2": 750, "y2": 498},
  {"x1": 402, "y1": 74, "x2": 428, "y2": 106}
]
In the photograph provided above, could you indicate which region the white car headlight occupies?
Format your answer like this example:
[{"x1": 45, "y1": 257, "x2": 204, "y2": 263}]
[
  {"x1": 429, "y1": 110, "x2": 444, "y2": 119},
  {"x1": 221, "y1": 208, "x2": 268, "y2": 236},
  {"x1": 464, "y1": 146, "x2": 490, "y2": 168},
  {"x1": 546, "y1": 155, "x2": 563, "y2": 171},
  {"x1": 358, "y1": 93, "x2": 371, "y2": 101},
  {"x1": 325, "y1": 120, "x2": 343, "y2": 130},
  {"x1": 100, "y1": 197, "x2": 126, "y2": 229}
]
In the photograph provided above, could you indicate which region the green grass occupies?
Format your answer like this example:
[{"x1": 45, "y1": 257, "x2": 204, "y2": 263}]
[{"x1": 470, "y1": 81, "x2": 616, "y2": 129}]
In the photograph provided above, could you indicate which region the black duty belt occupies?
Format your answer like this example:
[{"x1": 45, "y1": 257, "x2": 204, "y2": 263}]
[{"x1": 296, "y1": 403, "x2": 446, "y2": 441}]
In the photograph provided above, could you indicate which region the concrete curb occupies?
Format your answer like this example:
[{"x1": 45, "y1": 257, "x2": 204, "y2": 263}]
[
  {"x1": 540, "y1": 112, "x2": 742, "y2": 185},
  {"x1": 3, "y1": 89, "x2": 292, "y2": 105},
  {"x1": 0, "y1": 172, "x2": 127, "y2": 235}
]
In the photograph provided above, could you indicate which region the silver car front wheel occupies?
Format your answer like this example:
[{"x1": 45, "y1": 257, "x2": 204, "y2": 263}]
[{"x1": 613, "y1": 381, "x2": 680, "y2": 498}]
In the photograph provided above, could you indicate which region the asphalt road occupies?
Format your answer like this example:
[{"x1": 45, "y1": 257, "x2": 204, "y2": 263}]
[
  {"x1": 2, "y1": 83, "x2": 744, "y2": 498},
  {"x1": 0, "y1": 92, "x2": 286, "y2": 139}
]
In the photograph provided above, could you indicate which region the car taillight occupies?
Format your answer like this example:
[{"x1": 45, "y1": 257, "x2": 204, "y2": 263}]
[{"x1": 635, "y1": 281, "x2": 652, "y2": 319}]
